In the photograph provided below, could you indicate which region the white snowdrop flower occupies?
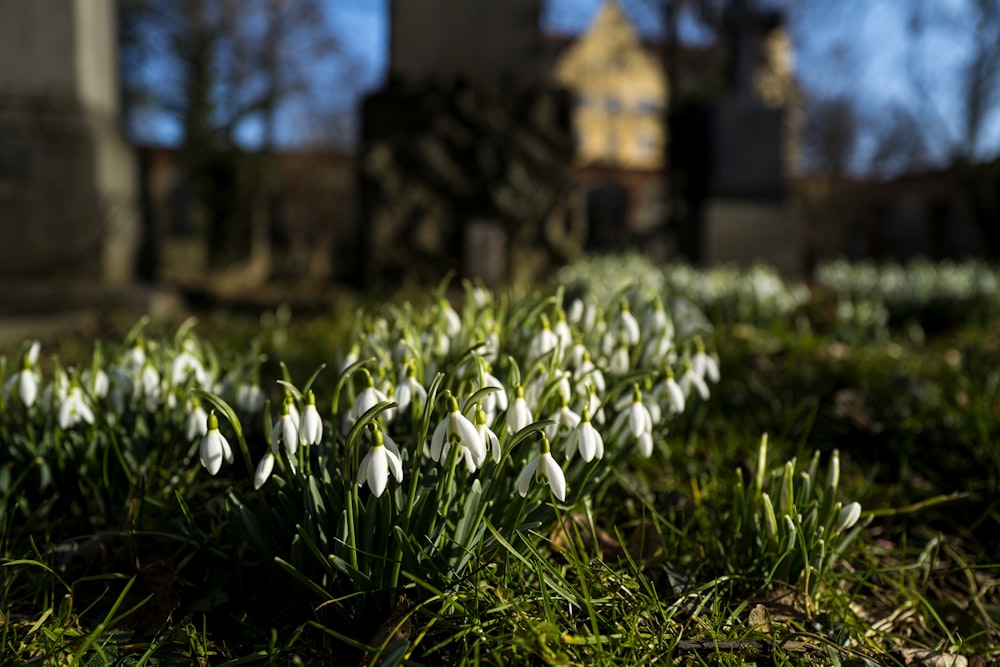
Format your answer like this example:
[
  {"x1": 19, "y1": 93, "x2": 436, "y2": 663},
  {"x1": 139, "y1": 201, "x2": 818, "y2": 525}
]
[
  {"x1": 123, "y1": 342, "x2": 146, "y2": 374},
  {"x1": 272, "y1": 397, "x2": 300, "y2": 457},
  {"x1": 566, "y1": 298, "x2": 585, "y2": 325},
  {"x1": 473, "y1": 404, "x2": 502, "y2": 463},
  {"x1": 613, "y1": 384, "x2": 654, "y2": 458},
  {"x1": 479, "y1": 329, "x2": 500, "y2": 364},
  {"x1": 517, "y1": 435, "x2": 566, "y2": 501},
  {"x1": 573, "y1": 350, "x2": 606, "y2": 394},
  {"x1": 569, "y1": 343, "x2": 588, "y2": 371},
  {"x1": 140, "y1": 363, "x2": 161, "y2": 410},
  {"x1": 545, "y1": 396, "x2": 581, "y2": 441},
  {"x1": 505, "y1": 385, "x2": 534, "y2": 435},
  {"x1": 440, "y1": 299, "x2": 462, "y2": 338},
  {"x1": 298, "y1": 391, "x2": 323, "y2": 446},
  {"x1": 346, "y1": 370, "x2": 391, "y2": 432},
  {"x1": 470, "y1": 285, "x2": 491, "y2": 309},
  {"x1": 528, "y1": 314, "x2": 559, "y2": 362},
  {"x1": 357, "y1": 426, "x2": 403, "y2": 498},
  {"x1": 395, "y1": 362, "x2": 427, "y2": 415},
  {"x1": 565, "y1": 406, "x2": 604, "y2": 462},
  {"x1": 833, "y1": 501, "x2": 862, "y2": 534},
  {"x1": 612, "y1": 297, "x2": 641, "y2": 346},
  {"x1": 184, "y1": 399, "x2": 209, "y2": 441},
  {"x1": 640, "y1": 331, "x2": 675, "y2": 369},
  {"x1": 25, "y1": 340, "x2": 41, "y2": 366},
  {"x1": 58, "y1": 383, "x2": 95, "y2": 429},
  {"x1": 340, "y1": 344, "x2": 360, "y2": 373},
  {"x1": 476, "y1": 367, "x2": 508, "y2": 423},
  {"x1": 81, "y1": 368, "x2": 109, "y2": 400},
  {"x1": 424, "y1": 329, "x2": 450, "y2": 358},
  {"x1": 642, "y1": 297, "x2": 673, "y2": 337},
  {"x1": 429, "y1": 393, "x2": 486, "y2": 471},
  {"x1": 107, "y1": 369, "x2": 132, "y2": 416},
  {"x1": 4, "y1": 359, "x2": 39, "y2": 409},
  {"x1": 656, "y1": 369, "x2": 686, "y2": 416},
  {"x1": 553, "y1": 311, "x2": 573, "y2": 352},
  {"x1": 609, "y1": 343, "x2": 630, "y2": 375},
  {"x1": 199, "y1": 411, "x2": 234, "y2": 476},
  {"x1": 236, "y1": 381, "x2": 265, "y2": 415},
  {"x1": 679, "y1": 361, "x2": 710, "y2": 401},
  {"x1": 691, "y1": 340, "x2": 720, "y2": 384},
  {"x1": 254, "y1": 452, "x2": 275, "y2": 489},
  {"x1": 171, "y1": 343, "x2": 209, "y2": 388}
]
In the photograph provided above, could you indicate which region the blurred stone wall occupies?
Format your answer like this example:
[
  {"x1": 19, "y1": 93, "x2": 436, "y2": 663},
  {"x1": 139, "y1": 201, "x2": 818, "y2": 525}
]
[{"x1": 0, "y1": 0, "x2": 138, "y2": 286}]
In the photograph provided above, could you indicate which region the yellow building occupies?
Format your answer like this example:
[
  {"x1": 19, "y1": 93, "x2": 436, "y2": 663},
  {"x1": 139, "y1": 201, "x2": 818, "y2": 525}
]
[{"x1": 554, "y1": 2, "x2": 668, "y2": 171}]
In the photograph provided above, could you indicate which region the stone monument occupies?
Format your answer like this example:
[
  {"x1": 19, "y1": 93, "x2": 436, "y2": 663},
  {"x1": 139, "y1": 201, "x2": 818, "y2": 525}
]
[
  {"x1": 359, "y1": 0, "x2": 582, "y2": 290},
  {"x1": 702, "y1": 0, "x2": 803, "y2": 274},
  {"x1": 0, "y1": 0, "x2": 140, "y2": 298}
]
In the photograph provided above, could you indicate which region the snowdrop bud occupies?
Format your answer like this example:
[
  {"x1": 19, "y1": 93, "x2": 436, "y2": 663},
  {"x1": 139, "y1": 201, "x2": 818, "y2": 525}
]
[
  {"x1": 614, "y1": 296, "x2": 640, "y2": 345},
  {"x1": 755, "y1": 433, "x2": 768, "y2": 494},
  {"x1": 440, "y1": 298, "x2": 462, "y2": 338},
  {"x1": 762, "y1": 492, "x2": 778, "y2": 547},
  {"x1": 826, "y1": 449, "x2": 840, "y2": 493},
  {"x1": 26, "y1": 340, "x2": 41, "y2": 366},
  {"x1": 833, "y1": 501, "x2": 862, "y2": 534}
]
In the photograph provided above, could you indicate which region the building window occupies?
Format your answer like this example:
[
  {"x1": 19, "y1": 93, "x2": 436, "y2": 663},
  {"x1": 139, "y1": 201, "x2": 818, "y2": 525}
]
[
  {"x1": 637, "y1": 133, "x2": 660, "y2": 161},
  {"x1": 637, "y1": 99, "x2": 661, "y2": 114},
  {"x1": 606, "y1": 96, "x2": 621, "y2": 114}
]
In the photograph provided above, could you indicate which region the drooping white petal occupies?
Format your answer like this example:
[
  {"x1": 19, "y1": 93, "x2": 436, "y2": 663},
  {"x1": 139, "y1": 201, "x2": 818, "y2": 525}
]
[
  {"x1": 385, "y1": 446, "x2": 404, "y2": 483},
  {"x1": 356, "y1": 451, "x2": 371, "y2": 487},
  {"x1": 453, "y1": 412, "x2": 485, "y2": 465},
  {"x1": 517, "y1": 457, "x2": 539, "y2": 497},
  {"x1": 578, "y1": 422, "x2": 603, "y2": 462},
  {"x1": 368, "y1": 446, "x2": 389, "y2": 497},
  {"x1": 430, "y1": 419, "x2": 448, "y2": 461},
  {"x1": 637, "y1": 432, "x2": 653, "y2": 458},
  {"x1": 666, "y1": 378, "x2": 685, "y2": 414},
  {"x1": 541, "y1": 452, "x2": 567, "y2": 501},
  {"x1": 254, "y1": 453, "x2": 275, "y2": 489},
  {"x1": 185, "y1": 405, "x2": 209, "y2": 441},
  {"x1": 18, "y1": 371, "x2": 38, "y2": 408},
  {"x1": 282, "y1": 415, "x2": 298, "y2": 456},
  {"x1": 220, "y1": 432, "x2": 234, "y2": 463}
]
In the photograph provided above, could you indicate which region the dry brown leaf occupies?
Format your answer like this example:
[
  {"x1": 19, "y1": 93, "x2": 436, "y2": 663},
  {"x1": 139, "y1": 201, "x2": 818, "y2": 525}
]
[
  {"x1": 896, "y1": 647, "x2": 968, "y2": 667},
  {"x1": 360, "y1": 594, "x2": 412, "y2": 667},
  {"x1": 748, "y1": 603, "x2": 773, "y2": 634}
]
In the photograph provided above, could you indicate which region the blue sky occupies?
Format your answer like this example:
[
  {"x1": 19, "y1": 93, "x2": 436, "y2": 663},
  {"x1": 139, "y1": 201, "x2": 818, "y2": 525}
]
[{"x1": 136, "y1": 0, "x2": 1000, "y2": 172}]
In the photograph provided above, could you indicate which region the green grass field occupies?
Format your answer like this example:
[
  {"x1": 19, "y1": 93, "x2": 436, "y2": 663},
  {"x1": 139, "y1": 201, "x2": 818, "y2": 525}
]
[{"x1": 2, "y1": 258, "x2": 998, "y2": 665}]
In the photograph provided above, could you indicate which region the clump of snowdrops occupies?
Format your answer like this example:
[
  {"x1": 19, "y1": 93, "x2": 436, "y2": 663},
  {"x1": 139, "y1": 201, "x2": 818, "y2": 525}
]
[
  {"x1": 816, "y1": 258, "x2": 1000, "y2": 332},
  {"x1": 207, "y1": 282, "x2": 723, "y2": 630},
  {"x1": 700, "y1": 435, "x2": 867, "y2": 595},
  {"x1": 0, "y1": 318, "x2": 259, "y2": 530}
]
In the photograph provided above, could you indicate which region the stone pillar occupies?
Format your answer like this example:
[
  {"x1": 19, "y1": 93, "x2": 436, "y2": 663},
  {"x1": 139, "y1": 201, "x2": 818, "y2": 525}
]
[{"x1": 0, "y1": 0, "x2": 139, "y2": 286}]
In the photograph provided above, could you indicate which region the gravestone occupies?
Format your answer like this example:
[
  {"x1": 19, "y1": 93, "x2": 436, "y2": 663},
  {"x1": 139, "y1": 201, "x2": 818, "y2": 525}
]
[
  {"x1": 360, "y1": 0, "x2": 581, "y2": 289},
  {"x1": 699, "y1": 0, "x2": 803, "y2": 274},
  {"x1": 0, "y1": 0, "x2": 139, "y2": 291}
]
